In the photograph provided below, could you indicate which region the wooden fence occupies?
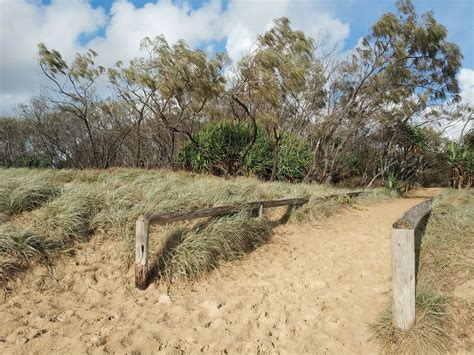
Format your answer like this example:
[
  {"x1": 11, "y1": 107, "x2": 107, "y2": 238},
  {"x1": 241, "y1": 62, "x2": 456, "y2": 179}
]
[
  {"x1": 135, "y1": 190, "x2": 368, "y2": 289},
  {"x1": 390, "y1": 198, "x2": 434, "y2": 330}
]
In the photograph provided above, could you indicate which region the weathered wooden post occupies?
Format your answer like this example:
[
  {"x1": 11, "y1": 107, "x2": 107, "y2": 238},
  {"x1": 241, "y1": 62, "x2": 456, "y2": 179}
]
[
  {"x1": 391, "y1": 228, "x2": 416, "y2": 330},
  {"x1": 391, "y1": 198, "x2": 434, "y2": 331},
  {"x1": 135, "y1": 215, "x2": 149, "y2": 290}
]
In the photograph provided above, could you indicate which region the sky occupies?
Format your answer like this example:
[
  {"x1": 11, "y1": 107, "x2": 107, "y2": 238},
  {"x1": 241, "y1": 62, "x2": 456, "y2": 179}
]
[{"x1": 0, "y1": 0, "x2": 473, "y2": 114}]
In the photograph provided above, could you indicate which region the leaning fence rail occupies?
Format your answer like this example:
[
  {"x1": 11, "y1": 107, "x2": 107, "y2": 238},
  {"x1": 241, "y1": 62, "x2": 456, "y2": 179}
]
[
  {"x1": 135, "y1": 190, "x2": 368, "y2": 289},
  {"x1": 390, "y1": 197, "x2": 434, "y2": 330}
]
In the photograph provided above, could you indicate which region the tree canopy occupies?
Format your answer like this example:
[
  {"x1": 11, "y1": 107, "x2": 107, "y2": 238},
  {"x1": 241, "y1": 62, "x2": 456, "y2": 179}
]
[{"x1": 2, "y1": 0, "x2": 472, "y2": 188}]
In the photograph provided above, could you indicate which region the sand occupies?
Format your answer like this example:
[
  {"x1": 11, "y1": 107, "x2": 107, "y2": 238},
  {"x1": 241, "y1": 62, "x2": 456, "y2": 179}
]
[{"x1": 0, "y1": 189, "x2": 439, "y2": 354}]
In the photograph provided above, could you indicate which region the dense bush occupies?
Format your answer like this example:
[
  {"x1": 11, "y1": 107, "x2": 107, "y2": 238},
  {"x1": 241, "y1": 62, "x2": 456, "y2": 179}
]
[
  {"x1": 177, "y1": 120, "x2": 255, "y2": 176},
  {"x1": 177, "y1": 120, "x2": 312, "y2": 181},
  {"x1": 276, "y1": 131, "x2": 312, "y2": 181}
]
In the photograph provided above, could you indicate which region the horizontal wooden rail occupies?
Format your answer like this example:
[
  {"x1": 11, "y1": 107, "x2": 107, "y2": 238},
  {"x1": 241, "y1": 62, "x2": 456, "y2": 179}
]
[
  {"x1": 145, "y1": 197, "x2": 308, "y2": 224},
  {"x1": 135, "y1": 190, "x2": 368, "y2": 289},
  {"x1": 393, "y1": 198, "x2": 433, "y2": 229},
  {"x1": 390, "y1": 197, "x2": 434, "y2": 331}
]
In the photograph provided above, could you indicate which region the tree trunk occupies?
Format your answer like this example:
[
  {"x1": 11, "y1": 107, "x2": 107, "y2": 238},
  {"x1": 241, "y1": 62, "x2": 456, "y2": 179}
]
[
  {"x1": 304, "y1": 137, "x2": 321, "y2": 182},
  {"x1": 135, "y1": 118, "x2": 142, "y2": 168},
  {"x1": 269, "y1": 129, "x2": 280, "y2": 182}
]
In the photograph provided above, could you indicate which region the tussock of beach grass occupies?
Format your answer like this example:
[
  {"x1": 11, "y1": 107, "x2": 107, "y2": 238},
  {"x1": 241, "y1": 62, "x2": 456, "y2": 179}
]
[
  {"x1": 0, "y1": 168, "x2": 392, "y2": 284},
  {"x1": 153, "y1": 211, "x2": 272, "y2": 282},
  {"x1": 371, "y1": 287, "x2": 451, "y2": 353},
  {"x1": 0, "y1": 174, "x2": 60, "y2": 215},
  {"x1": 41, "y1": 184, "x2": 102, "y2": 244},
  {"x1": 370, "y1": 189, "x2": 474, "y2": 353},
  {"x1": 0, "y1": 223, "x2": 58, "y2": 283}
]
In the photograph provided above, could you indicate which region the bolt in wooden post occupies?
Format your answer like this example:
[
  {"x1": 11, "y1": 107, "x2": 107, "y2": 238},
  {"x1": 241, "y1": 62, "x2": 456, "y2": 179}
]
[
  {"x1": 391, "y1": 228, "x2": 416, "y2": 330},
  {"x1": 135, "y1": 215, "x2": 149, "y2": 290}
]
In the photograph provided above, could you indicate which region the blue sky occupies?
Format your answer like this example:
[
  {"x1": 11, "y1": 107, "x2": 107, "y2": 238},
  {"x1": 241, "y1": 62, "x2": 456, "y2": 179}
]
[{"x1": 1, "y1": 0, "x2": 473, "y2": 112}]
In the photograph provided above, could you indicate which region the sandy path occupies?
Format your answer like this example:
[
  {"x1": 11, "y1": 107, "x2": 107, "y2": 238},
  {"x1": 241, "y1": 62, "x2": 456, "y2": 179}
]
[{"x1": 0, "y1": 189, "x2": 438, "y2": 354}]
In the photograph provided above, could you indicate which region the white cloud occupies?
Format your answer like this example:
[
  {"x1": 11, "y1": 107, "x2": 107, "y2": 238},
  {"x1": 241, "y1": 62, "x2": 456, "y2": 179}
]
[
  {"x1": 0, "y1": 0, "x2": 350, "y2": 112},
  {"x1": 88, "y1": 0, "x2": 223, "y2": 68},
  {"x1": 0, "y1": 0, "x2": 106, "y2": 112},
  {"x1": 443, "y1": 68, "x2": 474, "y2": 140},
  {"x1": 459, "y1": 68, "x2": 474, "y2": 105},
  {"x1": 221, "y1": 0, "x2": 349, "y2": 62}
]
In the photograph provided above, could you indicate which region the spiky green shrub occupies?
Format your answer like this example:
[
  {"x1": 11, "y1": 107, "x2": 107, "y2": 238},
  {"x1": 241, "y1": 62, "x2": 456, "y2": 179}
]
[
  {"x1": 385, "y1": 171, "x2": 400, "y2": 190},
  {"x1": 177, "y1": 120, "x2": 261, "y2": 176},
  {"x1": 155, "y1": 212, "x2": 271, "y2": 281},
  {"x1": 445, "y1": 141, "x2": 473, "y2": 188},
  {"x1": 276, "y1": 131, "x2": 312, "y2": 181},
  {"x1": 242, "y1": 127, "x2": 273, "y2": 179},
  {"x1": 178, "y1": 120, "x2": 312, "y2": 181},
  {"x1": 15, "y1": 152, "x2": 50, "y2": 168}
]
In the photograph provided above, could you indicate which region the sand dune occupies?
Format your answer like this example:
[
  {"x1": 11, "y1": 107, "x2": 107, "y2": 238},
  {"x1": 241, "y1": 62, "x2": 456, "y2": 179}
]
[{"x1": 0, "y1": 189, "x2": 438, "y2": 353}]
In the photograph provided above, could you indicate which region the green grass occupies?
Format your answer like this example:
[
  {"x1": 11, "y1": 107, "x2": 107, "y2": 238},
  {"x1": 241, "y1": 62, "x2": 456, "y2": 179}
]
[
  {"x1": 0, "y1": 168, "x2": 392, "y2": 285},
  {"x1": 370, "y1": 189, "x2": 474, "y2": 353}
]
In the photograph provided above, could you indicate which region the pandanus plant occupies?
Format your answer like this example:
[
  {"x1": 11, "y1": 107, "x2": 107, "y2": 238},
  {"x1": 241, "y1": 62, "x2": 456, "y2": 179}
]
[{"x1": 446, "y1": 142, "x2": 472, "y2": 189}]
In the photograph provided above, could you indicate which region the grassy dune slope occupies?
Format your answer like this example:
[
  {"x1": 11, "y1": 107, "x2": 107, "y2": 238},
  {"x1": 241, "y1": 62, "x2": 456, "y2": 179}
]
[{"x1": 0, "y1": 168, "x2": 394, "y2": 284}]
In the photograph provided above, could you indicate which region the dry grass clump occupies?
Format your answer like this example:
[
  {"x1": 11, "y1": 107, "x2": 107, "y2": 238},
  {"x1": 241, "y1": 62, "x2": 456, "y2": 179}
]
[
  {"x1": 416, "y1": 189, "x2": 474, "y2": 288},
  {"x1": 154, "y1": 212, "x2": 271, "y2": 282},
  {"x1": 371, "y1": 288, "x2": 451, "y2": 353},
  {"x1": 0, "y1": 256, "x2": 20, "y2": 284},
  {"x1": 370, "y1": 189, "x2": 474, "y2": 353},
  {"x1": 41, "y1": 184, "x2": 103, "y2": 244},
  {"x1": 0, "y1": 176, "x2": 60, "y2": 215},
  {"x1": 0, "y1": 224, "x2": 56, "y2": 259},
  {"x1": 0, "y1": 224, "x2": 58, "y2": 283},
  {"x1": 0, "y1": 183, "x2": 103, "y2": 283}
]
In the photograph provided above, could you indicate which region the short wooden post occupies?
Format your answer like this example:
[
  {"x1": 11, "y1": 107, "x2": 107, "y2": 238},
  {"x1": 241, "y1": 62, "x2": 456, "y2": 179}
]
[
  {"x1": 135, "y1": 215, "x2": 149, "y2": 290},
  {"x1": 258, "y1": 204, "x2": 263, "y2": 217},
  {"x1": 391, "y1": 228, "x2": 416, "y2": 330}
]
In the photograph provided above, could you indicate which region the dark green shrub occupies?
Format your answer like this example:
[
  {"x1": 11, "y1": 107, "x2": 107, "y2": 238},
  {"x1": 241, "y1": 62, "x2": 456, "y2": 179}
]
[
  {"x1": 177, "y1": 120, "x2": 312, "y2": 181},
  {"x1": 276, "y1": 131, "x2": 312, "y2": 181},
  {"x1": 242, "y1": 127, "x2": 272, "y2": 179},
  {"x1": 16, "y1": 152, "x2": 50, "y2": 168},
  {"x1": 178, "y1": 120, "x2": 261, "y2": 176}
]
